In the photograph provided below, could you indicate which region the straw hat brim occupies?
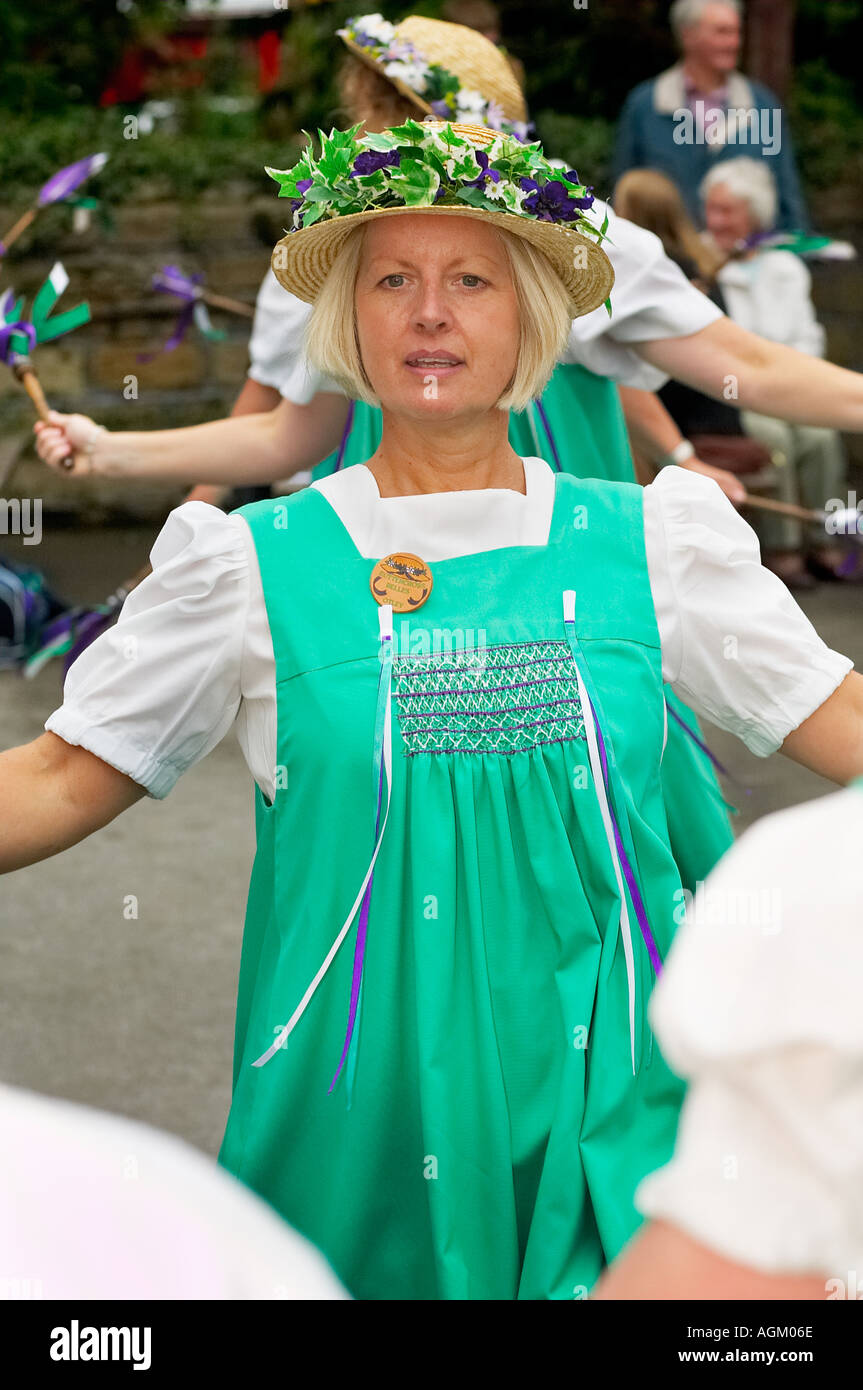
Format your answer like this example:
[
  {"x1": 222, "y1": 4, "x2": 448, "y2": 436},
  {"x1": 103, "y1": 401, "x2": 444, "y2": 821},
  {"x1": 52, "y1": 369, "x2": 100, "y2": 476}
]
[
  {"x1": 271, "y1": 204, "x2": 614, "y2": 319},
  {"x1": 341, "y1": 34, "x2": 433, "y2": 117}
]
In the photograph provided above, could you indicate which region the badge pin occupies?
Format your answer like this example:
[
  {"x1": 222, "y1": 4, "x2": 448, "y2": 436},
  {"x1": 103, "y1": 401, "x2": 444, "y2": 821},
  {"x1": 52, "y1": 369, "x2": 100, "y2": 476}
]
[{"x1": 370, "y1": 552, "x2": 433, "y2": 612}]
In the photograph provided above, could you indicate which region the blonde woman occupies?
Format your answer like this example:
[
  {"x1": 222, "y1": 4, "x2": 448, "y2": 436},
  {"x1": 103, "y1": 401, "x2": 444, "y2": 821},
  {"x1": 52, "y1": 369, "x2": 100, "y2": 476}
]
[{"x1": 6, "y1": 122, "x2": 861, "y2": 1300}]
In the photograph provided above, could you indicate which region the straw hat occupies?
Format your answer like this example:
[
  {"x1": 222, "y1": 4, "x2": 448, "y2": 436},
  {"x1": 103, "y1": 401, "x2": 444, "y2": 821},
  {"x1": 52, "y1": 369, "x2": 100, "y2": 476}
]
[
  {"x1": 339, "y1": 15, "x2": 527, "y2": 124},
  {"x1": 270, "y1": 123, "x2": 613, "y2": 318}
]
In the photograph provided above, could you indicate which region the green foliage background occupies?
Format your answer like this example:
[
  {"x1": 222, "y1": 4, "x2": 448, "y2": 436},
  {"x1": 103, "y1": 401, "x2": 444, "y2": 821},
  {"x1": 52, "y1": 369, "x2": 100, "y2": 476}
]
[{"x1": 0, "y1": 0, "x2": 861, "y2": 206}]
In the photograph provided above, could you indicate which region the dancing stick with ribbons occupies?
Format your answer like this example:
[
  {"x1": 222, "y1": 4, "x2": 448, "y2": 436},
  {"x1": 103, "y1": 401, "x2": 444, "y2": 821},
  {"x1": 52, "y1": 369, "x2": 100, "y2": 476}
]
[
  {"x1": 24, "y1": 562, "x2": 152, "y2": 680},
  {"x1": 742, "y1": 491, "x2": 863, "y2": 538},
  {"x1": 139, "y1": 264, "x2": 253, "y2": 361},
  {"x1": 0, "y1": 264, "x2": 91, "y2": 470},
  {"x1": 0, "y1": 154, "x2": 108, "y2": 258}
]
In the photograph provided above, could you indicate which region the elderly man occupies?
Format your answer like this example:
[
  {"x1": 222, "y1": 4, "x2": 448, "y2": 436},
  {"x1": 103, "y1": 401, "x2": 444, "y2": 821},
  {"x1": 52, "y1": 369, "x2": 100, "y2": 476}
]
[{"x1": 612, "y1": 0, "x2": 808, "y2": 230}]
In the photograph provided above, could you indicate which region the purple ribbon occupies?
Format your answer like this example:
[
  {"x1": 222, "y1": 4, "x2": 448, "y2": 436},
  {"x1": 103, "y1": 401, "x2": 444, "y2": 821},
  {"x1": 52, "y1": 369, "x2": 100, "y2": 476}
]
[
  {"x1": 333, "y1": 400, "x2": 355, "y2": 473},
  {"x1": 137, "y1": 266, "x2": 202, "y2": 362},
  {"x1": 37, "y1": 153, "x2": 108, "y2": 208},
  {"x1": 588, "y1": 688, "x2": 664, "y2": 977},
  {"x1": 137, "y1": 301, "x2": 196, "y2": 362},
  {"x1": 664, "y1": 699, "x2": 748, "y2": 794},
  {"x1": 533, "y1": 396, "x2": 563, "y2": 472},
  {"x1": 0, "y1": 321, "x2": 36, "y2": 364},
  {"x1": 151, "y1": 265, "x2": 203, "y2": 302},
  {"x1": 329, "y1": 727, "x2": 385, "y2": 1095}
]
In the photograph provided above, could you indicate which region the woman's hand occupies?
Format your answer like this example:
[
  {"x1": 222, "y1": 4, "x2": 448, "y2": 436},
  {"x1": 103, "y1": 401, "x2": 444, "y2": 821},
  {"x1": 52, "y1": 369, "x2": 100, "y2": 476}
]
[
  {"x1": 34, "y1": 411, "x2": 105, "y2": 476},
  {"x1": 680, "y1": 456, "x2": 747, "y2": 505}
]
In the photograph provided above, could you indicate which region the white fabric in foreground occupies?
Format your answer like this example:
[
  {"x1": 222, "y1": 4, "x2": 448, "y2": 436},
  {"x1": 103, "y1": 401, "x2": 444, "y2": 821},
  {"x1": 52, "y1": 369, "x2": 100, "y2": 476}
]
[
  {"x1": 0, "y1": 1081, "x2": 347, "y2": 1299},
  {"x1": 45, "y1": 460, "x2": 852, "y2": 802},
  {"x1": 635, "y1": 787, "x2": 863, "y2": 1280}
]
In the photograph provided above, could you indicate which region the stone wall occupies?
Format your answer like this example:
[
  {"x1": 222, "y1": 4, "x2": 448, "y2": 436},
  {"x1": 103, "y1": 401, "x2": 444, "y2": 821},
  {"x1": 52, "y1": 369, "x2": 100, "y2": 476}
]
[{"x1": 0, "y1": 188, "x2": 287, "y2": 518}]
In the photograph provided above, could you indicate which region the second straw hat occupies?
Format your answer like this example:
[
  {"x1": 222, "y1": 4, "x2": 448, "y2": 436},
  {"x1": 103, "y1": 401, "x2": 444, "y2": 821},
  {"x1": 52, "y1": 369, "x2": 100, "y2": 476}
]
[{"x1": 338, "y1": 13, "x2": 527, "y2": 128}]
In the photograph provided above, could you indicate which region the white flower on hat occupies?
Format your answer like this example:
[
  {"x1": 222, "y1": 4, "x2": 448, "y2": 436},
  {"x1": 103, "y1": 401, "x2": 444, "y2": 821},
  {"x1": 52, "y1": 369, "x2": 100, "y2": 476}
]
[
  {"x1": 383, "y1": 60, "x2": 429, "y2": 93},
  {"x1": 357, "y1": 14, "x2": 397, "y2": 44},
  {"x1": 455, "y1": 88, "x2": 488, "y2": 116}
]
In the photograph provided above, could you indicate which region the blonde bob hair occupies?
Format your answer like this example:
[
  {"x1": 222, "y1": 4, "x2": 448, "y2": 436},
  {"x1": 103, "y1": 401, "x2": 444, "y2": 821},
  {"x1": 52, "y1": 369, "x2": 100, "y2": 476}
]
[{"x1": 304, "y1": 220, "x2": 573, "y2": 414}]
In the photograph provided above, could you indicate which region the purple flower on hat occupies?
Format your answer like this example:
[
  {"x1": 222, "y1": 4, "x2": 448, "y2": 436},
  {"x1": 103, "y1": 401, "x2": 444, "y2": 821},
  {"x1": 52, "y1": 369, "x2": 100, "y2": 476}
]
[
  {"x1": 560, "y1": 170, "x2": 595, "y2": 210},
  {"x1": 384, "y1": 39, "x2": 417, "y2": 61},
  {"x1": 430, "y1": 98, "x2": 452, "y2": 118},
  {"x1": 351, "y1": 149, "x2": 402, "y2": 177},
  {"x1": 296, "y1": 177, "x2": 313, "y2": 194},
  {"x1": 486, "y1": 100, "x2": 506, "y2": 130},
  {"x1": 522, "y1": 179, "x2": 588, "y2": 223},
  {"x1": 463, "y1": 150, "x2": 502, "y2": 189}
]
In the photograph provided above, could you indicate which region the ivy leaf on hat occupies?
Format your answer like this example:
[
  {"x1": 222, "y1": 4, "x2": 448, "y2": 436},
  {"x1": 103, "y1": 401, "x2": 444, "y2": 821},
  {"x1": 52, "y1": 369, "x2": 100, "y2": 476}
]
[{"x1": 389, "y1": 158, "x2": 441, "y2": 207}]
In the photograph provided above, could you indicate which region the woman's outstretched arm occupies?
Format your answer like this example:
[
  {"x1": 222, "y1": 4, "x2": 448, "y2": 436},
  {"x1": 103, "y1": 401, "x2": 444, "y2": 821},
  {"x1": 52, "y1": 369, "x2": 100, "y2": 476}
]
[
  {"x1": 781, "y1": 671, "x2": 863, "y2": 784},
  {"x1": 637, "y1": 316, "x2": 863, "y2": 431},
  {"x1": 33, "y1": 390, "x2": 350, "y2": 485},
  {"x1": 0, "y1": 733, "x2": 145, "y2": 874}
]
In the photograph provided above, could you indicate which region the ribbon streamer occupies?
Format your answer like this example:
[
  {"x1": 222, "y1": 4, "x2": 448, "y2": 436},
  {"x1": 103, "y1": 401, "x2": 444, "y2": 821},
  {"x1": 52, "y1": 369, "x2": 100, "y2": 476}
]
[
  {"x1": 37, "y1": 153, "x2": 108, "y2": 208},
  {"x1": 563, "y1": 590, "x2": 663, "y2": 1074},
  {"x1": 0, "y1": 154, "x2": 108, "y2": 257},
  {"x1": 330, "y1": 608, "x2": 394, "y2": 1104},
  {"x1": 252, "y1": 605, "x2": 395, "y2": 1079},
  {"x1": 138, "y1": 265, "x2": 227, "y2": 361}
]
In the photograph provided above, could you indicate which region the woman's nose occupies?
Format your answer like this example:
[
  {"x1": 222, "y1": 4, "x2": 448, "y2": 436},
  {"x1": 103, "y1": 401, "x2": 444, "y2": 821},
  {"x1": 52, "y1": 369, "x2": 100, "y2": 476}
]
[{"x1": 412, "y1": 283, "x2": 450, "y2": 332}]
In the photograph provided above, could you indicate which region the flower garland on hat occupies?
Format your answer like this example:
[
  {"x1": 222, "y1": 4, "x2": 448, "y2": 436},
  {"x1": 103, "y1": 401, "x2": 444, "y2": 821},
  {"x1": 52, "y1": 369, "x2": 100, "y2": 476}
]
[
  {"x1": 267, "y1": 119, "x2": 602, "y2": 241},
  {"x1": 338, "y1": 13, "x2": 533, "y2": 140}
]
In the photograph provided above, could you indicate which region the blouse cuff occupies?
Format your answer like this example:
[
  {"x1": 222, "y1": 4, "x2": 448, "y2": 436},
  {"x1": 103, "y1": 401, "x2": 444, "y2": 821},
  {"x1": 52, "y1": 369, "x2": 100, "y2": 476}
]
[
  {"x1": 742, "y1": 651, "x2": 853, "y2": 757},
  {"x1": 645, "y1": 468, "x2": 855, "y2": 757},
  {"x1": 44, "y1": 708, "x2": 180, "y2": 800}
]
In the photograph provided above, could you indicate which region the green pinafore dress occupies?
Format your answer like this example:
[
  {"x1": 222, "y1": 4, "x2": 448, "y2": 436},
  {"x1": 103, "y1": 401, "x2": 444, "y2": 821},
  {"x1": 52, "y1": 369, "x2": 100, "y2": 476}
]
[
  {"x1": 218, "y1": 472, "x2": 687, "y2": 1300},
  {"x1": 311, "y1": 365, "x2": 736, "y2": 894}
]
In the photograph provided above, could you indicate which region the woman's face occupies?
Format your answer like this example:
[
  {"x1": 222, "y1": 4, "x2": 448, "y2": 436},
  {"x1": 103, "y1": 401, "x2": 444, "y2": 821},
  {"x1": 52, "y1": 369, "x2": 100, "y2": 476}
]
[
  {"x1": 704, "y1": 184, "x2": 755, "y2": 250},
  {"x1": 354, "y1": 214, "x2": 520, "y2": 422}
]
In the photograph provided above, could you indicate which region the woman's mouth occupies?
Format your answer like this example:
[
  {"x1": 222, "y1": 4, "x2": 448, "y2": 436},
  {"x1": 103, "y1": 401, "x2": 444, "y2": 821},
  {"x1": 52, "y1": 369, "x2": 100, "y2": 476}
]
[{"x1": 404, "y1": 352, "x2": 464, "y2": 375}]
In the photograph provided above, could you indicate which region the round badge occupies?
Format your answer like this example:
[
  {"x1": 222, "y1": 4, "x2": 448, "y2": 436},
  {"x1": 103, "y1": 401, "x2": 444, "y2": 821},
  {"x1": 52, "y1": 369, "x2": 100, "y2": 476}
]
[{"x1": 369, "y1": 552, "x2": 433, "y2": 612}]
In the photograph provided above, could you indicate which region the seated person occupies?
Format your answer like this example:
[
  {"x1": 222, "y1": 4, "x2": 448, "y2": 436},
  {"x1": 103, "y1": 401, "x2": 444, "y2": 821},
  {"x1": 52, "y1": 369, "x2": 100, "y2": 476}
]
[{"x1": 702, "y1": 156, "x2": 854, "y2": 586}]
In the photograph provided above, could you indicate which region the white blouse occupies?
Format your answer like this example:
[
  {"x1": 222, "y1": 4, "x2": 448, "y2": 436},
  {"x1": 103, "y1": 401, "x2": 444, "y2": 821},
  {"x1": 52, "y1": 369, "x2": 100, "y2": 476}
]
[
  {"x1": 248, "y1": 200, "x2": 721, "y2": 403},
  {"x1": 45, "y1": 458, "x2": 851, "y2": 803},
  {"x1": 636, "y1": 784, "x2": 863, "y2": 1279},
  {"x1": 717, "y1": 250, "x2": 826, "y2": 359},
  {"x1": 0, "y1": 1082, "x2": 347, "y2": 1299}
]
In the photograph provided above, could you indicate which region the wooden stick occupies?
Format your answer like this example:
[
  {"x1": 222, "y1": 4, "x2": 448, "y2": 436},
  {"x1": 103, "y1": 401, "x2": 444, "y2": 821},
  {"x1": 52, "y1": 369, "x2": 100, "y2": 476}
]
[
  {"x1": 741, "y1": 493, "x2": 822, "y2": 524},
  {"x1": 202, "y1": 290, "x2": 255, "y2": 318},
  {"x1": 0, "y1": 205, "x2": 36, "y2": 254},
  {"x1": 14, "y1": 364, "x2": 52, "y2": 422},
  {"x1": 11, "y1": 357, "x2": 75, "y2": 470}
]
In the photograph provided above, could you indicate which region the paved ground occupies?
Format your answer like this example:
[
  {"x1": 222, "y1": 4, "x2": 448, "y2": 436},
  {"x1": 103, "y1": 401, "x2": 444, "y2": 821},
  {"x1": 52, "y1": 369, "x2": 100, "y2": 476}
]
[{"x1": 1, "y1": 519, "x2": 861, "y2": 1158}]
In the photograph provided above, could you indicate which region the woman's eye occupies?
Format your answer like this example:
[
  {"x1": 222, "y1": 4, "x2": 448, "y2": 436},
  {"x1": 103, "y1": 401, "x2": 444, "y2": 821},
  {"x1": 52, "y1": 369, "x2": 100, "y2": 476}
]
[
  {"x1": 382, "y1": 274, "x2": 405, "y2": 287},
  {"x1": 460, "y1": 275, "x2": 483, "y2": 288}
]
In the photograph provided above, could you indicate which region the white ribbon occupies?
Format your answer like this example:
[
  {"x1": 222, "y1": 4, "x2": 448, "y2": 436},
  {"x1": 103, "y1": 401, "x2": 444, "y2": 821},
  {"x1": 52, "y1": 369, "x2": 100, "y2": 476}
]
[
  {"x1": 252, "y1": 604, "x2": 394, "y2": 1068},
  {"x1": 563, "y1": 590, "x2": 637, "y2": 1074}
]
